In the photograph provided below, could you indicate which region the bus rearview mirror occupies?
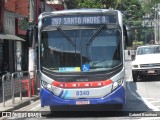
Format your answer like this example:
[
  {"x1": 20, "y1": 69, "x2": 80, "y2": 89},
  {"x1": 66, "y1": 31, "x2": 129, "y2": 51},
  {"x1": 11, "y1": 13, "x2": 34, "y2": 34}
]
[
  {"x1": 124, "y1": 25, "x2": 132, "y2": 47},
  {"x1": 26, "y1": 25, "x2": 37, "y2": 48}
]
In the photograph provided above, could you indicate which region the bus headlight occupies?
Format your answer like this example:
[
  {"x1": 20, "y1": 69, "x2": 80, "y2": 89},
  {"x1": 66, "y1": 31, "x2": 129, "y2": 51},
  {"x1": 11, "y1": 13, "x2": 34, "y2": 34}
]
[
  {"x1": 41, "y1": 80, "x2": 52, "y2": 91},
  {"x1": 112, "y1": 78, "x2": 123, "y2": 90}
]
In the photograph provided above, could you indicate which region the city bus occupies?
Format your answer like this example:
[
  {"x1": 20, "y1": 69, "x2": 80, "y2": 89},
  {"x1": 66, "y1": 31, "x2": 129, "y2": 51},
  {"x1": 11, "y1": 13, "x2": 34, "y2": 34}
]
[{"x1": 27, "y1": 9, "x2": 132, "y2": 111}]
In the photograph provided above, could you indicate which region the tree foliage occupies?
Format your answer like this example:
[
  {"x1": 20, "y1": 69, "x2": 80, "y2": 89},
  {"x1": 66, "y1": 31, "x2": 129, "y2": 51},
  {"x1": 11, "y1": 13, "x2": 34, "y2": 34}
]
[
  {"x1": 62, "y1": 0, "x2": 160, "y2": 44},
  {"x1": 63, "y1": 0, "x2": 113, "y2": 9},
  {"x1": 74, "y1": 0, "x2": 104, "y2": 8},
  {"x1": 63, "y1": 0, "x2": 143, "y2": 25},
  {"x1": 63, "y1": 0, "x2": 160, "y2": 26},
  {"x1": 142, "y1": 0, "x2": 160, "y2": 15}
]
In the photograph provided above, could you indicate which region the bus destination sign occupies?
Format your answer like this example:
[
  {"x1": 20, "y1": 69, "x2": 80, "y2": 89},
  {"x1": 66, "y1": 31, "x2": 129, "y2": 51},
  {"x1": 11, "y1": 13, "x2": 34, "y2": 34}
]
[{"x1": 43, "y1": 15, "x2": 117, "y2": 26}]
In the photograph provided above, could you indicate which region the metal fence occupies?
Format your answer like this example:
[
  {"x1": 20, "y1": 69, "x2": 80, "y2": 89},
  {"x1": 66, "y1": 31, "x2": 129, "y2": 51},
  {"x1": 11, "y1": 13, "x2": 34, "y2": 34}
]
[
  {"x1": 2, "y1": 73, "x2": 12, "y2": 107},
  {"x1": 2, "y1": 71, "x2": 38, "y2": 107}
]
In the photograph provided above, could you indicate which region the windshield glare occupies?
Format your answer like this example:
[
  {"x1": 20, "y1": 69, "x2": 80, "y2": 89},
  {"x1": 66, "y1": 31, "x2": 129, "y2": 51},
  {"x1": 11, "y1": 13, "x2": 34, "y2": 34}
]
[
  {"x1": 137, "y1": 46, "x2": 160, "y2": 55},
  {"x1": 40, "y1": 26, "x2": 122, "y2": 72}
]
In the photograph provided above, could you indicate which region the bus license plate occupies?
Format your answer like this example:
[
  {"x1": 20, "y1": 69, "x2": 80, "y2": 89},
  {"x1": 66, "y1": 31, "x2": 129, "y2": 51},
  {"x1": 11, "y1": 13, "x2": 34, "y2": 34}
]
[
  {"x1": 76, "y1": 101, "x2": 90, "y2": 105},
  {"x1": 148, "y1": 70, "x2": 155, "y2": 74}
]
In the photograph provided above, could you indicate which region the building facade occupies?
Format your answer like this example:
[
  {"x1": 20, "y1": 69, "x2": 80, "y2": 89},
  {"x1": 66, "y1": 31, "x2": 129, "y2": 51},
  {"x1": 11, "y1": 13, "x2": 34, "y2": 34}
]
[{"x1": 0, "y1": 0, "x2": 60, "y2": 77}]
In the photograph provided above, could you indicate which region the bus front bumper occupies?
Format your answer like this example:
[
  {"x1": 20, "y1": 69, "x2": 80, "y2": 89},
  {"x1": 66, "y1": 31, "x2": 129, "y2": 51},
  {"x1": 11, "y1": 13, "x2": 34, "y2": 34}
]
[{"x1": 40, "y1": 85, "x2": 125, "y2": 107}]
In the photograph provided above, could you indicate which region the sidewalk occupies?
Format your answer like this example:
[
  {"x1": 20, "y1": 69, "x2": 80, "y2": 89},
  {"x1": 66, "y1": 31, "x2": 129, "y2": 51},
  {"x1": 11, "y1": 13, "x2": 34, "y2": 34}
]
[
  {"x1": 0, "y1": 95, "x2": 40, "y2": 112},
  {"x1": 0, "y1": 83, "x2": 39, "y2": 112},
  {"x1": 0, "y1": 72, "x2": 40, "y2": 113},
  {"x1": 125, "y1": 50, "x2": 132, "y2": 61}
]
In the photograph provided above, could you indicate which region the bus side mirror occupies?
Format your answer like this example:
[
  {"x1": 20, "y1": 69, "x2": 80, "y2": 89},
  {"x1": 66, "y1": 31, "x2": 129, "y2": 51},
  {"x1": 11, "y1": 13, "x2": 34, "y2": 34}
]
[
  {"x1": 124, "y1": 25, "x2": 132, "y2": 47},
  {"x1": 26, "y1": 25, "x2": 37, "y2": 48}
]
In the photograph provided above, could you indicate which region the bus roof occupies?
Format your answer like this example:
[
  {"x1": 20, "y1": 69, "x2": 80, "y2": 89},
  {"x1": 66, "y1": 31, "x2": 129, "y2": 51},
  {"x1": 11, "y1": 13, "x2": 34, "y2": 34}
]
[{"x1": 39, "y1": 9, "x2": 120, "y2": 19}]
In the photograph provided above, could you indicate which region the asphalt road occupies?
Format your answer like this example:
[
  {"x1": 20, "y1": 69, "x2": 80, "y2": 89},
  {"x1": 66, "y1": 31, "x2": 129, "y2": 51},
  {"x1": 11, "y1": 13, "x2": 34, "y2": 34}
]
[{"x1": 1, "y1": 60, "x2": 160, "y2": 120}]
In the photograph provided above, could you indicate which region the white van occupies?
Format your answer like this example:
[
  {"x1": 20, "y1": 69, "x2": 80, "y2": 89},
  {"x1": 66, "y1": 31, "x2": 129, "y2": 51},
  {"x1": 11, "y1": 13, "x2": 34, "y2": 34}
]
[{"x1": 132, "y1": 45, "x2": 160, "y2": 82}]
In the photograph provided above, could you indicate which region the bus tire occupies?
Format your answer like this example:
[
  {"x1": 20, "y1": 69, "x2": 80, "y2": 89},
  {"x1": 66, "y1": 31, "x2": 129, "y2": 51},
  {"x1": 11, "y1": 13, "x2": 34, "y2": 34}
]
[
  {"x1": 132, "y1": 71, "x2": 138, "y2": 82},
  {"x1": 114, "y1": 104, "x2": 123, "y2": 110}
]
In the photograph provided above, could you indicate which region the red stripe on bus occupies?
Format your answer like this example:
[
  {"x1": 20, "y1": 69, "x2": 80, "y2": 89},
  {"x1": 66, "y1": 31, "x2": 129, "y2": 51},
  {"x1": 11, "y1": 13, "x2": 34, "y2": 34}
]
[{"x1": 52, "y1": 79, "x2": 113, "y2": 88}]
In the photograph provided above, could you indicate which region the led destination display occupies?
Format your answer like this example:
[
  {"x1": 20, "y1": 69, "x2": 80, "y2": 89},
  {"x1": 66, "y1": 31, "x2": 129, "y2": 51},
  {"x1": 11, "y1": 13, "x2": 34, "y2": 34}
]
[{"x1": 43, "y1": 15, "x2": 117, "y2": 26}]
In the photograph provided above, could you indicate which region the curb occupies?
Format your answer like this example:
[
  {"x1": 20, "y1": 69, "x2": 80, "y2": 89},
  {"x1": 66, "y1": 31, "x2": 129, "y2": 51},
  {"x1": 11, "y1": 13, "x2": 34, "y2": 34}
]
[{"x1": 13, "y1": 96, "x2": 40, "y2": 111}]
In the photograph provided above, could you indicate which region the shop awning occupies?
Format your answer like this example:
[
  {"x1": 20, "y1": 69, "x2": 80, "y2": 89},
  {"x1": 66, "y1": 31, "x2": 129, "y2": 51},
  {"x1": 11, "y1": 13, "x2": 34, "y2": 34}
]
[{"x1": 0, "y1": 34, "x2": 25, "y2": 41}]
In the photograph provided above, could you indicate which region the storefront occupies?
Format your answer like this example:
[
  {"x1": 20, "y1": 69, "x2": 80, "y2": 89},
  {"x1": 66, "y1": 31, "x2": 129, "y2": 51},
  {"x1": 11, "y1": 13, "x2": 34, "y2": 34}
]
[{"x1": 0, "y1": 10, "x2": 25, "y2": 76}]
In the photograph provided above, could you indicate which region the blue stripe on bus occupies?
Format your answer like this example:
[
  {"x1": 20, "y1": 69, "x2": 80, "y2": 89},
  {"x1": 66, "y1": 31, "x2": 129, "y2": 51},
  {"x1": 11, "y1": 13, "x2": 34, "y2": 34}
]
[
  {"x1": 61, "y1": 90, "x2": 68, "y2": 98},
  {"x1": 58, "y1": 90, "x2": 64, "y2": 97}
]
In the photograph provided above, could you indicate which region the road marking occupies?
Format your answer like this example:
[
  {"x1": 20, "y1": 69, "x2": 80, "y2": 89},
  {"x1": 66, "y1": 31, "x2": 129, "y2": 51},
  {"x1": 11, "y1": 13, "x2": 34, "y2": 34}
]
[
  {"x1": 30, "y1": 104, "x2": 41, "y2": 111},
  {"x1": 145, "y1": 98, "x2": 156, "y2": 100},
  {"x1": 150, "y1": 101, "x2": 160, "y2": 103},
  {"x1": 141, "y1": 98, "x2": 159, "y2": 111},
  {"x1": 127, "y1": 75, "x2": 159, "y2": 111},
  {"x1": 140, "y1": 118, "x2": 160, "y2": 120}
]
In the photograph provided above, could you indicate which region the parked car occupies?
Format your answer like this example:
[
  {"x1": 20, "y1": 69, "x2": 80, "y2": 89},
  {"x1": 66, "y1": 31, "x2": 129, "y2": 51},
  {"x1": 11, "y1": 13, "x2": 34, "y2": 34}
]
[{"x1": 132, "y1": 45, "x2": 160, "y2": 82}]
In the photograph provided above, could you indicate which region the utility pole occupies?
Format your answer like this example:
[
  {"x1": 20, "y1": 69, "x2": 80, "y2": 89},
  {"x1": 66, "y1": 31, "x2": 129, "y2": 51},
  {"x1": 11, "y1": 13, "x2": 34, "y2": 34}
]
[
  {"x1": 154, "y1": 10, "x2": 157, "y2": 43},
  {"x1": 153, "y1": 3, "x2": 160, "y2": 44},
  {"x1": 29, "y1": 0, "x2": 36, "y2": 23},
  {"x1": 29, "y1": 0, "x2": 36, "y2": 77}
]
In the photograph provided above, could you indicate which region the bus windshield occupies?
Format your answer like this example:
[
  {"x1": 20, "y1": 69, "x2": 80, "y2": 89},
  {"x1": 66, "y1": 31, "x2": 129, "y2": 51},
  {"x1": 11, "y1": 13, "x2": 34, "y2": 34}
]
[{"x1": 40, "y1": 25, "x2": 122, "y2": 72}]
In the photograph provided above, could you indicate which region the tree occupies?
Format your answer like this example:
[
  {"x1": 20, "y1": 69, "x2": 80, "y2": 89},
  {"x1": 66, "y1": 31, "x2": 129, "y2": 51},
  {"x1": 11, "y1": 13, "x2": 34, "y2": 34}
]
[
  {"x1": 142, "y1": 0, "x2": 160, "y2": 15},
  {"x1": 62, "y1": 0, "x2": 106, "y2": 9},
  {"x1": 141, "y1": 0, "x2": 160, "y2": 44},
  {"x1": 63, "y1": 0, "x2": 143, "y2": 23},
  {"x1": 62, "y1": 0, "x2": 77, "y2": 9}
]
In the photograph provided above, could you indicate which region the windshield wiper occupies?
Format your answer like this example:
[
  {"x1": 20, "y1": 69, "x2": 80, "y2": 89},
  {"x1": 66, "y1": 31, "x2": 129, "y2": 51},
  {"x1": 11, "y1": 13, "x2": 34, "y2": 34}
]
[
  {"x1": 87, "y1": 25, "x2": 105, "y2": 45},
  {"x1": 89, "y1": 60, "x2": 108, "y2": 68},
  {"x1": 57, "y1": 27, "x2": 75, "y2": 46},
  {"x1": 89, "y1": 60, "x2": 121, "y2": 69}
]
